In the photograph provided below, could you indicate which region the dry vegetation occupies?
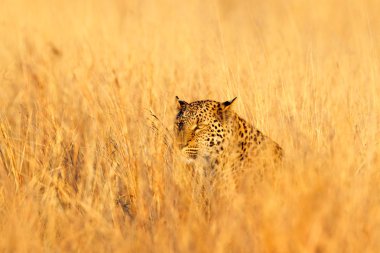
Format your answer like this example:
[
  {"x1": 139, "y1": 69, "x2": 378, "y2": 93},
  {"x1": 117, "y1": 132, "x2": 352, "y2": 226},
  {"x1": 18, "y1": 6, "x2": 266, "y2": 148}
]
[{"x1": 0, "y1": 0, "x2": 380, "y2": 252}]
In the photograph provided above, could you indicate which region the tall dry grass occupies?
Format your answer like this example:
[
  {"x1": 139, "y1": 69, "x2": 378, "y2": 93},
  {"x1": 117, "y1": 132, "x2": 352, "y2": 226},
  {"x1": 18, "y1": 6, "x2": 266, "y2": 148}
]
[{"x1": 0, "y1": 0, "x2": 379, "y2": 252}]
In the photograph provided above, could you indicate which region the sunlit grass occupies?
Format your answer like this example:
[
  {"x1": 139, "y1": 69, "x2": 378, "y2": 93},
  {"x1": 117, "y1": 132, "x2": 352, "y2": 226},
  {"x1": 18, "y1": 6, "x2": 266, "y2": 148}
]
[{"x1": 0, "y1": 0, "x2": 379, "y2": 252}]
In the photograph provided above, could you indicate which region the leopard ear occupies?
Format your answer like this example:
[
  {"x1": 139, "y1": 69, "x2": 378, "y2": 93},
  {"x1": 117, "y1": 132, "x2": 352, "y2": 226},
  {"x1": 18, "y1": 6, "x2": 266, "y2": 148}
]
[
  {"x1": 221, "y1": 97, "x2": 237, "y2": 111},
  {"x1": 176, "y1": 96, "x2": 188, "y2": 110}
]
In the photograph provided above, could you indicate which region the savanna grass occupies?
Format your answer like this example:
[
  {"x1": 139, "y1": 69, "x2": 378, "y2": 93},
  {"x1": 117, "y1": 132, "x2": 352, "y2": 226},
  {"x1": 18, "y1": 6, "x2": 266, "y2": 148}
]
[{"x1": 0, "y1": 0, "x2": 379, "y2": 252}]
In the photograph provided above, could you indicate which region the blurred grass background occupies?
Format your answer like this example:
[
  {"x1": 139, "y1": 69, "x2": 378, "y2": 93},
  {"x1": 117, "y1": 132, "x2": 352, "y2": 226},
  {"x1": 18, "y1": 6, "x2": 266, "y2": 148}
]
[{"x1": 0, "y1": 0, "x2": 379, "y2": 252}]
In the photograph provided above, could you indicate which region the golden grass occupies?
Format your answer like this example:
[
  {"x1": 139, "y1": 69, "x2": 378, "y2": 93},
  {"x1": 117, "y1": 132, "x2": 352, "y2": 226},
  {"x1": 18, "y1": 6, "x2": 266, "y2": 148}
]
[{"x1": 0, "y1": 0, "x2": 379, "y2": 252}]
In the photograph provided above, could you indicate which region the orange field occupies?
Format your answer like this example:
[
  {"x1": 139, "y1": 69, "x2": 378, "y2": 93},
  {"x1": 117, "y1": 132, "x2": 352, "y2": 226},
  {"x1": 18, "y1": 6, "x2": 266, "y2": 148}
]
[{"x1": 0, "y1": 0, "x2": 379, "y2": 252}]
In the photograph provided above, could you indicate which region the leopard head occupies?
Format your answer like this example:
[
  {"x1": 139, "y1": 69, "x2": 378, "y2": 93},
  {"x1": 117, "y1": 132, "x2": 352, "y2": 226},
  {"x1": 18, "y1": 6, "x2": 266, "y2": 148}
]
[{"x1": 174, "y1": 96, "x2": 237, "y2": 161}]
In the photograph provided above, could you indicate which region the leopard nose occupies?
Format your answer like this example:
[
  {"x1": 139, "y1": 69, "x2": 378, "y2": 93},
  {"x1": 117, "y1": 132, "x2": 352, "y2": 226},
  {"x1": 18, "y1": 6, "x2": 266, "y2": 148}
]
[
  {"x1": 176, "y1": 131, "x2": 185, "y2": 143},
  {"x1": 177, "y1": 141, "x2": 186, "y2": 149}
]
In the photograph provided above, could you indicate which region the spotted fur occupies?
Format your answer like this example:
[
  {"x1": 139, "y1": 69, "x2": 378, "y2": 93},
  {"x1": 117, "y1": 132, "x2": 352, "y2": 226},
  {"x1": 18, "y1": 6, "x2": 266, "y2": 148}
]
[{"x1": 175, "y1": 96, "x2": 283, "y2": 189}]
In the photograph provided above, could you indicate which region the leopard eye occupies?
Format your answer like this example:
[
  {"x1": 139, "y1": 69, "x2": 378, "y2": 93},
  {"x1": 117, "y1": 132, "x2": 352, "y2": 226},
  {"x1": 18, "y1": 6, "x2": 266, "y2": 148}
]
[
  {"x1": 193, "y1": 122, "x2": 207, "y2": 133},
  {"x1": 191, "y1": 119, "x2": 199, "y2": 131}
]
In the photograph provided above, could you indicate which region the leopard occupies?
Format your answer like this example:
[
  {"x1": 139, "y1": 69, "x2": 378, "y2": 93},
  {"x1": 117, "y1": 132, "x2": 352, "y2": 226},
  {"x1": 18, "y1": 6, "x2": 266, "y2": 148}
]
[{"x1": 174, "y1": 96, "x2": 283, "y2": 191}]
